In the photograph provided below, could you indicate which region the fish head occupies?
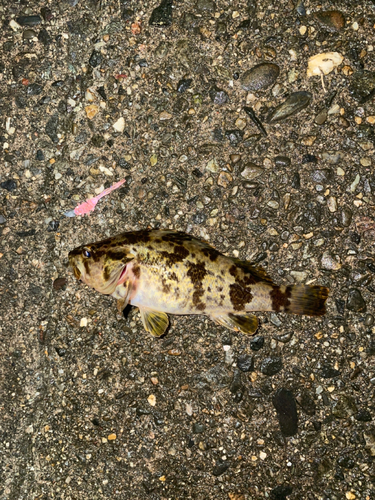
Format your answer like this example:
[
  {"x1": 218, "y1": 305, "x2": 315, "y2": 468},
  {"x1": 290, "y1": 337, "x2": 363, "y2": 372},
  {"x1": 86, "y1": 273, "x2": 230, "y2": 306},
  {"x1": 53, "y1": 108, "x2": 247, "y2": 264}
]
[{"x1": 68, "y1": 241, "x2": 135, "y2": 295}]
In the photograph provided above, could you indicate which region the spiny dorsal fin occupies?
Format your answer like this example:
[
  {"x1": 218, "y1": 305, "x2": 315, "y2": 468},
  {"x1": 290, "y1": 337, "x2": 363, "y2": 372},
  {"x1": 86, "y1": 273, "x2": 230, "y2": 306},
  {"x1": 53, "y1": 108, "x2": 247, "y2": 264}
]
[
  {"x1": 232, "y1": 258, "x2": 274, "y2": 284},
  {"x1": 211, "y1": 312, "x2": 258, "y2": 335},
  {"x1": 139, "y1": 308, "x2": 169, "y2": 337}
]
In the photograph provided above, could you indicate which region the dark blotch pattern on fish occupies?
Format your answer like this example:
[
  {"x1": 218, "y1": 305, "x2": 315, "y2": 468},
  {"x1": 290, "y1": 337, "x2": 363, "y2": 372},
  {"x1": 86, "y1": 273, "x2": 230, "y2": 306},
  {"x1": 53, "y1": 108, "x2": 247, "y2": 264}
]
[
  {"x1": 270, "y1": 286, "x2": 291, "y2": 313},
  {"x1": 187, "y1": 260, "x2": 207, "y2": 311},
  {"x1": 160, "y1": 244, "x2": 190, "y2": 266},
  {"x1": 229, "y1": 283, "x2": 253, "y2": 311},
  {"x1": 133, "y1": 264, "x2": 141, "y2": 279}
]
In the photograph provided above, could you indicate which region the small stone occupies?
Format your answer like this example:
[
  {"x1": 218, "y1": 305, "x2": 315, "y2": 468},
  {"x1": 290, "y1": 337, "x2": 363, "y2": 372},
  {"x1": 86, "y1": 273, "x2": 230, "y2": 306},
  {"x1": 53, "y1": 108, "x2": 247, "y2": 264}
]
[
  {"x1": 36, "y1": 150, "x2": 45, "y2": 161},
  {"x1": 149, "y1": 0, "x2": 173, "y2": 26},
  {"x1": 113, "y1": 117, "x2": 125, "y2": 132},
  {"x1": 53, "y1": 278, "x2": 67, "y2": 290},
  {"x1": 340, "y1": 207, "x2": 352, "y2": 227},
  {"x1": 327, "y1": 196, "x2": 337, "y2": 213},
  {"x1": 240, "y1": 163, "x2": 263, "y2": 181},
  {"x1": 225, "y1": 129, "x2": 244, "y2": 146},
  {"x1": 355, "y1": 409, "x2": 372, "y2": 422},
  {"x1": 217, "y1": 171, "x2": 232, "y2": 188},
  {"x1": 0, "y1": 179, "x2": 17, "y2": 192},
  {"x1": 236, "y1": 354, "x2": 254, "y2": 372},
  {"x1": 314, "y1": 10, "x2": 345, "y2": 31},
  {"x1": 320, "y1": 364, "x2": 340, "y2": 378},
  {"x1": 85, "y1": 105, "x2": 99, "y2": 119},
  {"x1": 150, "y1": 154, "x2": 158, "y2": 166},
  {"x1": 268, "y1": 92, "x2": 312, "y2": 123},
  {"x1": 240, "y1": 63, "x2": 280, "y2": 91},
  {"x1": 272, "y1": 388, "x2": 298, "y2": 436},
  {"x1": 250, "y1": 336, "x2": 264, "y2": 351},
  {"x1": 345, "y1": 493, "x2": 356, "y2": 500},
  {"x1": 212, "y1": 461, "x2": 230, "y2": 477},
  {"x1": 159, "y1": 111, "x2": 173, "y2": 120},
  {"x1": 147, "y1": 394, "x2": 156, "y2": 406},
  {"x1": 332, "y1": 395, "x2": 357, "y2": 418},
  {"x1": 270, "y1": 485, "x2": 293, "y2": 500},
  {"x1": 206, "y1": 159, "x2": 219, "y2": 173},
  {"x1": 16, "y1": 15, "x2": 42, "y2": 26},
  {"x1": 346, "y1": 289, "x2": 366, "y2": 312},
  {"x1": 80, "y1": 318, "x2": 88, "y2": 327},
  {"x1": 108, "y1": 433, "x2": 116, "y2": 440},
  {"x1": 89, "y1": 51, "x2": 102, "y2": 68},
  {"x1": 0, "y1": 215, "x2": 6, "y2": 224},
  {"x1": 192, "y1": 423, "x2": 205, "y2": 434},
  {"x1": 209, "y1": 86, "x2": 229, "y2": 105},
  {"x1": 364, "y1": 314, "x2": 374, "y2": 327},
  {"x1": 274, "y1": 156, "x2": 291, "y2": 168},
  {"x1": 260, "y1": 357, "x2": 283, "y2": 376},
  {"x1": 321, "y1": 251, "x2": 341, "y2": 271}
]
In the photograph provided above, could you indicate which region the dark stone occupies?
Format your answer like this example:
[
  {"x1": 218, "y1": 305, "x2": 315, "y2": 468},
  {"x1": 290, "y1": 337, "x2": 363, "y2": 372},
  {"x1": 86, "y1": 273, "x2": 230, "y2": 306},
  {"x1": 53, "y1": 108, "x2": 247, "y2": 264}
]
[
  {"x1": 16, "y1": 229, "x2": 36, "y2": 237},
  {"x1": 177, "y1": 78, "x2": 192, "y2": 93},
  {"x1": 1, "y1": 180, "x2": 17, "y2": 192},
  {"x1": 335, "y1": 298, "x2": 345, "y2": 315},
  {"x1": 230, "y1": 368, "x2": 243, "y2": 394},
  {"x1": 209, "y1": 86, "x2": 229, "y2": 105},
  {"x1": 225, "y1": 129, "x2": 244, "y2": 146},
  {"x1": 91, "y1": 135, "x2": 105, "y2": 148},
  {"x1": 192, "y1": 168, "x2": 203, "y2": 178},
  {"x1": 350, "y1": 232, "x2": 361, "y2": 244},
  {"x1": 260, "y1": 357, "x2": 283, "y2": 376},
  {"x1": 341, "y1": 207, "x2": 352, "y2": 227},
  {"x1": 192, "y1": 212, "x2": 206, "y2": 224},
  {"x1": 89, "y1": 51, "x2": 102, "y2": 68},
  {"x1": 192, "y1": 422, "x2": 205, "y2": 433},
  {"x1": 97, "y1": 86, "x2": 107, "y2": 101},
  {"x1": 291, "y1": 172, "x2": 300, "y2": 189},
  {"x1": 346, "y1": 289, "x2": 366, "y2": 312},
  {"x1": 272, "y1": 388, "x2": 298, "y2": 436},
  {"x1": 38, "y1": 28, "x2": 51, "y2": 45},
  {"x1": 302, "y1": 153, "x2": 318, "y2": 163},
  {"x1": 274, "y1": 156, "x2": 291, "y2": 168},
  {"x1": 337, "y1": 455, "x2": 355, "y2": 469},
  {"x1": 47, "y1": 220, "x2": 60, "y2": 232},
  {"x1": 122, "y1": 8, "x2": 134, "y2": 22},
  {"x1": 55, "y1": 347, "x2": 66, "y2": 357},
  {"x1": 367, "y1": 262, "x2": 375, "y2": 273},
  {"x1": 212, "y1": 461, "x2": 230, "y2": 477},
  {"x1": 270, "y1": 485, "x2": 293, "y2": 500},
  {"x1": 268, "y1": 92, "x2": 312, "y2": 123},
  {"x1": 27, "y1": 83, "x2": 43, "y2": 96},
  {"x1": 320, "y1": 364, "x2": 340, "y2": 378},
  {"x1": 311, "y1": 169, "x2": 333, "y2": 184},
  {"x1": 117, "y1": 158, "x2": 131, "y2": 169},
  {"x1": 45, "y1": 114, "x2": 59, "y2": 143},
  {"x1": 53, "y1": 277, "x2": 67, "y2": 290},
  {"x1": 237, "y1": 354, "x2": 254, "y2": 372},
  {"x1": 250, "y1": 335, "x2": 264, "y2": 351},
  {"x1": 355, "y1": 409, "x2": 372, "y2": 422},
  {"x1": 40, "y1": 7, "x2": 53, "y2": 22},
  {"x1": 16, "y1": 15, "x2": 42, "y2": 26},
  {"x1": 149, "y1": 0, "x2": 173, "y2": 27}
]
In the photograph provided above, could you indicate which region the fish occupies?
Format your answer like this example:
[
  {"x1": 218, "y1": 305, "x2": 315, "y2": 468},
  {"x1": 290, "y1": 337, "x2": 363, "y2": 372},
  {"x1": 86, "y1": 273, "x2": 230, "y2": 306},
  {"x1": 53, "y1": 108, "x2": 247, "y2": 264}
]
[{"x1": 68, "y1": 229, "x2": 329, "y2": 337}]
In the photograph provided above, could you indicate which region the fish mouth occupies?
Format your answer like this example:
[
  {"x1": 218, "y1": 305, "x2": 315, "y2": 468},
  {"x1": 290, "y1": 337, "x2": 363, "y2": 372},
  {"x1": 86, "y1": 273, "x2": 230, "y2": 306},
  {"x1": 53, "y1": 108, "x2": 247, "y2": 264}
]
[{"x1": 71, "y1": 264, "x2": 82, "y2": 280}]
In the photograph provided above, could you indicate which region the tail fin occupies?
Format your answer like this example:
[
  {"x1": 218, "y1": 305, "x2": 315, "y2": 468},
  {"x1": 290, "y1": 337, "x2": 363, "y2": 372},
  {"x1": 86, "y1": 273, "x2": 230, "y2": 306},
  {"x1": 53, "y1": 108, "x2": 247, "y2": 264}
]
[
  {"x1": 286, "y1": 284, "x2": 329, "y2": 316},
  {"x1": 270, "y1": 284, "x2": 328, "y2": 316}
]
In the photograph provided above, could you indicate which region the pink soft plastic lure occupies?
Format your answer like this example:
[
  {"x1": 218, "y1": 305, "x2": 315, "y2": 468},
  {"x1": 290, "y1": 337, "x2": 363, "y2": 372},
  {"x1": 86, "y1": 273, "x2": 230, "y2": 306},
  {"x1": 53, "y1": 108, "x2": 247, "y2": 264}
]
[{"x1": 73, "y1": 179, "x2": 126, "y2": 216}]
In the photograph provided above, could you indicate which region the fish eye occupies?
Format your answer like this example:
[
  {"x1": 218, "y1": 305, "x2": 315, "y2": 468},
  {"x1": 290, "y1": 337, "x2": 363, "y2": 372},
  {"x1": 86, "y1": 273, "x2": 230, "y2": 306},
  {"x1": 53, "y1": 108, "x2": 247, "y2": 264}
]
[{"x1": 83, "y1": 249, "x2": 91, "y2": 258}]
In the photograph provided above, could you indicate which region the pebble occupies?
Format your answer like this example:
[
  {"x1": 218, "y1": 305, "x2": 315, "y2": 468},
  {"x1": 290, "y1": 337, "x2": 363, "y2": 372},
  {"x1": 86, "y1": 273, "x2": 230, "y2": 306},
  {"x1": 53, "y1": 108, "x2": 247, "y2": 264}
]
[
  {"x1": 270, "y1": 485, "x2": 293, "y2": 500},
  {"x1": 321, "y1": 251, "x2": 341, "y2": 271},
  {"x1": 340, "y1": 207, "x2": 352, "y2": 227},
  {"x1": 113, "y1": 117, "x2": 125, "y2": 132},
  {"x1": 314, "y1": 10, "x2": 345, "y2": 32},
  {"x1": 364, "y1": 314, "x2": 374, "y2": 327},
  {"x1": 327, "y1": 196, "x2": 337, "y2": 213},
  {"x1": 320, "y1": 364, "x2": 340, "y2": 378},
  {"x1": 16, "y1": 15, "x2": 42, "y2": 26},
  {"x1": 149, "y1": 0, "x2": 173, "y2": 26},
  {"x1": 209, "y1": 85, "x2": 229, "y2": 105},
  {"x1": 236, "y1": 354, "x2": 254, "y2": 372},
  {"x1": 225, "y1": 129, "x2": 244, "y2": 146},
  {"x1": 147, "y1": 394, "x2": 156, "y2": 406},
  {"x1": 299, "y1": 390, "x2": 316, "y2": 416},
  {"x1": 260, "y1": 357, "x2": 283, "y2": 376},
  {"x1": 89, "y1": 51, "x2": 102, "y2": 68},
  {"x1": 274, "y1": 156, "x2": 291, "y2": 168},
  {"x1": 212, "y1": 461, "x2": 230, "y2": 477},
  {"x1": 268, "y1": 92, "x2": 312, "y2": 123},
  {"x1": 355, "y1": 409, "x2": 372, "y2": 422},
  {"x1": 159, "y1": 111, "x2": 173, "y2": 120},
  {"x1": 349, "y1": 71, "x2": 375, "y2": 103},
  {"x1": 85, "y1": 105, "x2": 99, "y2": 119},
  {"x1": 272, "y1": 388, "x2": 298, "y2": 436},
  {"x1": 346, "y1": 289, "x2": 366, "y2": 312},
  {"x1": 192, "y1": 423, "x2": 205, "y2": 434},
  {"x1": 217, "y1": 171, "x2": 232, "y2": 188},
  {"x1": 0, "y1": 215, "x2": 6, "y2": 224},
  {"x1": 240, "y1": 63, "x2": 280, "y2": 92},
  {"x1": 240, "y1": 163, "x2": 263, "y2": 181},
  {"x1": 250, "y1": 336, "x2": 264, "y2": 351},
  {"x1": 332, "y1": 395, "x2": 357, "y2": 418},
  {"x1": 1, "y1": 180, "x2": 17, "y2": 192},
  {"x1": 177, "y1": 78, "x2": 192, "y2": 93}
]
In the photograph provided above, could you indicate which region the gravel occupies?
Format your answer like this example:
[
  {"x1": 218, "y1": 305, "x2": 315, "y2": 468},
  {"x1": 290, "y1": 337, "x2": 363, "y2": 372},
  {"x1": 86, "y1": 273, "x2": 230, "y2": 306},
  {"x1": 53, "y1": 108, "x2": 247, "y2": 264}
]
[{"x1": 1, "y1": 0, "x2": 375, "y2": 499}]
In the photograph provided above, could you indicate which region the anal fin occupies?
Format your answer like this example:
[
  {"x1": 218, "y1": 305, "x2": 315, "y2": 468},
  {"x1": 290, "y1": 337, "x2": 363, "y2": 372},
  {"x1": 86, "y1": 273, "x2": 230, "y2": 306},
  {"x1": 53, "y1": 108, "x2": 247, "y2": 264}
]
[
  {"x1": 139, "y1": 308, "x2": 169, "y2": 337},
  {"x1": 211, "y1": 312, "x2": 258, "y2": 335}
]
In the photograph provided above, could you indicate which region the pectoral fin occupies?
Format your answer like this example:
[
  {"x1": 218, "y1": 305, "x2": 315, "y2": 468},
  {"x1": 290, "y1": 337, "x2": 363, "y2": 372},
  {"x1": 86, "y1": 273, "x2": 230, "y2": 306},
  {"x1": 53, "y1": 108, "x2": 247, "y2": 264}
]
[
  {"x1": 139, "y1": 308, "x2": 169, "y2": 337},
  {"x1": 211, "y1": 312, "x2": 258, "y2": 335}
]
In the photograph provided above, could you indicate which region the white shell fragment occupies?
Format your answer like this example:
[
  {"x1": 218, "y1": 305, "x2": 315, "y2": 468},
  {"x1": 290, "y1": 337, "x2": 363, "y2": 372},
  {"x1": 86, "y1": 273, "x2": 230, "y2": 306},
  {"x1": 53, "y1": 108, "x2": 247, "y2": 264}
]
[{"x1": 307, "y1": 52, "x2": 344, "y2": 77}]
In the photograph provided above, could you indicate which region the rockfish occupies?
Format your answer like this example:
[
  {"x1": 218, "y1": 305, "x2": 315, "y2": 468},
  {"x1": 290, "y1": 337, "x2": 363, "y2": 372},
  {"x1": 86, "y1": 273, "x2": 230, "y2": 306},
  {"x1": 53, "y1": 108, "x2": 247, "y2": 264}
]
[{"x1": 68, "y1": 229, "x2": 329, "y2": 337}]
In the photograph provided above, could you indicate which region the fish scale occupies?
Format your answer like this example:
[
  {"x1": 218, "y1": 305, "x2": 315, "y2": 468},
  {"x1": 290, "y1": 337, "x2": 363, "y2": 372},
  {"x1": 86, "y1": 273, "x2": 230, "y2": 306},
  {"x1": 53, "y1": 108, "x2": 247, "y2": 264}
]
[{"x1": 69, "y1": 229, "x2": 329, "y2": 337}]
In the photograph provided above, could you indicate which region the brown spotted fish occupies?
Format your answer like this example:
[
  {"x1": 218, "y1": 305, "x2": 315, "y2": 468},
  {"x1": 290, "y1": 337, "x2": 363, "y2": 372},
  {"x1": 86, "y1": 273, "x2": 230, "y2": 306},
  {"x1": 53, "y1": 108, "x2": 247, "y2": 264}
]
[{"x1": 68, "y1": 229, "x2": 329, "y2": 337}]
